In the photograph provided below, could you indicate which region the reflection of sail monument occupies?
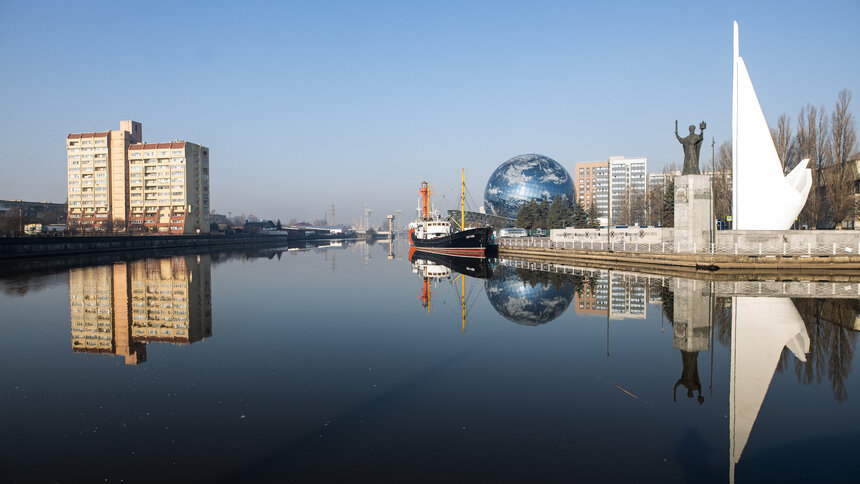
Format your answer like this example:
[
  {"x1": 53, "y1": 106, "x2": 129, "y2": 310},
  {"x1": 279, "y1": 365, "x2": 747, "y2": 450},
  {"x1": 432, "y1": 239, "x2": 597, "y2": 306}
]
[
  {"x1": 69, "y1": 255, "x2": 212, "y2": 365},
  {"x1": 729, "y1": 297, "x2": 809, "y2": 481},
  {"x1": 731, "y1": 21, "x2": 812, "y2": 229}
]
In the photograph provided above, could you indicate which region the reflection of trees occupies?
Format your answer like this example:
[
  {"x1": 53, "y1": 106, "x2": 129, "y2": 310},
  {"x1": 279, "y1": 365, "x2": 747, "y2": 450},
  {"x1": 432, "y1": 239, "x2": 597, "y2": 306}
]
[
  {"x1": 705, "y1": 295, "x2": 857, "y2": 402},
  {"x1": 660, "y1": 281, "x2": 674, "y2": 324},
  {"x1": 514, "y1": 268, "x2": 586, "y2": 294},
  {"x1": 713, "y1": 297, "x2": 732, "y2": 347},
  {"x1": 0, "y1": 272, "x2": 67, "y2": 296},
  {"x1": 783, "y1": 298, "x2": 859, "y2": 402}
]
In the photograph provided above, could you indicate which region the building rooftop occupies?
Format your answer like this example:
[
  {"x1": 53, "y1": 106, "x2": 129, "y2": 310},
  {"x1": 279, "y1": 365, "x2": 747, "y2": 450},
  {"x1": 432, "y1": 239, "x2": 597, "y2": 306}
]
[
  {"x1": 67, "y1": 131, "x2": 109, "y2": 139},
  {"x1": 129, "y1": 141, "x2": 188, "y2": 150}
]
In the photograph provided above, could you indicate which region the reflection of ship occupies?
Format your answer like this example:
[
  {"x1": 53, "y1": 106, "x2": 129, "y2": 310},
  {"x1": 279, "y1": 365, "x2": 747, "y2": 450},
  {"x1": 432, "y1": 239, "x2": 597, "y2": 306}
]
[
  {"x1": 408, "y1": 170, "x2": 493, "y2": 257},
  {"x1": 729, "y1": 296, "x2": 809, "y2": 483},
  {"x1": 409, "y1": 247, "x2": 490, "y2": 332},
  {"x1": 408, "y1": 247, "x2": 492, "y2": 280},
  {"x1": 69, "y1": 255, "x2": 212, "y2": 365}
]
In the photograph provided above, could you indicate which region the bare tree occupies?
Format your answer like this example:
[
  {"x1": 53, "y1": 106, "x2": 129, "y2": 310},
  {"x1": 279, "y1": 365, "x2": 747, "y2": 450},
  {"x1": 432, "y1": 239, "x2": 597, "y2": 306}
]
[
  {"x1": 797, "y1": 104, "x2": 830, "y2": 228},
  {"x1": 615, "y1": 185, "x2": 646, "y2": 226},
  {"x1": 770, "y1": 113, "x2": 795, "y2": 173},
  {"x1": 646, "y1": 183, "x2": 664, "y2": 226},
  {"x1": 827, "y1": 89, "x2": 858, "y2": 227},
  {"x1": 712, "y1": 141, "x2": 733, "y2": 223}
]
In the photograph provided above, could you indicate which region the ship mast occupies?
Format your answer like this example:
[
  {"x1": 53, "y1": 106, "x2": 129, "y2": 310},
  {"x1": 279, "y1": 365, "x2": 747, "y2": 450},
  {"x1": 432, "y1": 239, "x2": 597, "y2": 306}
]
[{"x1": 461, "y1": 168, "x2": 465, "y2": 231}]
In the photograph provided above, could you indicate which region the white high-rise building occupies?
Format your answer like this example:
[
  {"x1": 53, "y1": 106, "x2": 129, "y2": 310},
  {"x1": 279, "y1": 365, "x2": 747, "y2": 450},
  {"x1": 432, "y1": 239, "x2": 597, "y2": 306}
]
[
  {"x1": 608, "y1": 156, "x2": 647, "y2": 226},
  {"x1": 575, "y1": 156, "x2": 647, "y2": 226}
]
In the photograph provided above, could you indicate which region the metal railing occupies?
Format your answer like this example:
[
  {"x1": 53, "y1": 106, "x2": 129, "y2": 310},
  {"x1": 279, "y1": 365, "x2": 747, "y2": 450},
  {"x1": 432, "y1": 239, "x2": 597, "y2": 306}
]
[{"x1": 497, "y1": 237, "x2": 860, "y2": 256}]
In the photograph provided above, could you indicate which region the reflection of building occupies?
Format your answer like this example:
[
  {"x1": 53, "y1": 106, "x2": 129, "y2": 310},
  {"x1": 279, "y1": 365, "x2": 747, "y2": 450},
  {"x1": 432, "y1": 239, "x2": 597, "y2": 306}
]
[
  {"x1": 69, "y1": 255, "x2": 211, "y2": 364},
  {"x1": 573, "y1": 272, "x2": 649, "y2": 319},
  {"x1": 575, "y1": 277, "x2": 606, "y2": 315}
]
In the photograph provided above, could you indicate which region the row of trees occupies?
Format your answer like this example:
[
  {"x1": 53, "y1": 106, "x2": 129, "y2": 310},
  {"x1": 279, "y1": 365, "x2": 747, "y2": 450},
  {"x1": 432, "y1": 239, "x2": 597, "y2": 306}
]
[
  {"x1": 514, "y1": 196, "x2": 589, "y2": 230},
  {"x1": 768, "y1": 89, "x2": 858, "y2": 228}
]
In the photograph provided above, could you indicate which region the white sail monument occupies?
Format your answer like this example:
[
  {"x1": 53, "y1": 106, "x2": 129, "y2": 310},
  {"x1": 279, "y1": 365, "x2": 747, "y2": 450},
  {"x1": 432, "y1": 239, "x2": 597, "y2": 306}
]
[{"x1": 731, "y1": 21, "x2": 813, "y2": 230}]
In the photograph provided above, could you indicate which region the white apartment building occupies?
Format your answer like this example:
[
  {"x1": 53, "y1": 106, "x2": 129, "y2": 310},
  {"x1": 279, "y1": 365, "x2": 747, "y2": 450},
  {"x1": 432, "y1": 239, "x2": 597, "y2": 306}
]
[
  {"x1": 127, "y1": 141, "x2": 210, "y2": 234},
  {"x1": 609, "y1": 156, "x2": 647, "y2": 226},
  {"x1": 574, "y1": 156, "x2": 647, "y2": 226},
  {"x1": 66, "y1": 121, "x2": 209, "y2": 234}
]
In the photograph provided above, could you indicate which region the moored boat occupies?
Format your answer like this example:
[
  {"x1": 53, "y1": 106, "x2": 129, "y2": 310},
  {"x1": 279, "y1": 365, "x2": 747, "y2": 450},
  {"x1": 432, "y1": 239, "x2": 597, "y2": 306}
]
[{"x1": 407, "y1": 170, "x2": 493, "y2": 257}]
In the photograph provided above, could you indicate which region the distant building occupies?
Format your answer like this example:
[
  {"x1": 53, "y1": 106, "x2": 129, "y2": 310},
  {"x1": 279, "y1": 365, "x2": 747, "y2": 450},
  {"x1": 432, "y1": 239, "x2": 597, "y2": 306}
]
[
  {"x1": 66, "y1": 121, "x2": 209, "y2": 234},
  {"x1": 609, "y1": 156, "x2": 647, "y2": 226},
  {"x1": 0, "y1": 200, "x2": 66, "y2": 224},
  {"x1": 244, "y1": 220, "x2": 276, "y2": 232},
  {"x1": 573, "y1": 161, "x2": 609, "y2": 214},
  {"x1": 647, "y1": 170, "x2": 680, "y2": 192},
  {"x1": 574, "y1": 156, "x2": 647, "y2": 226}
]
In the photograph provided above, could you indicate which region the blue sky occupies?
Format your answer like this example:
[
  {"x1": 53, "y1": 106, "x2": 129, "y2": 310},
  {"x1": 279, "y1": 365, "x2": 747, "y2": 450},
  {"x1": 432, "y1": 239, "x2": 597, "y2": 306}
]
[{"x1": 0, "y1": 0, "x2": 857, "y2": 225}]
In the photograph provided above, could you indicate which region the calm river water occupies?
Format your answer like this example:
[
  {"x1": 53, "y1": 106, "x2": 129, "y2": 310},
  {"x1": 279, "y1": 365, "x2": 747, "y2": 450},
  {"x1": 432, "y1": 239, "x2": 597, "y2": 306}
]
[{"x1": 1, "y1": 240, "x2": 858, "y2": 483}]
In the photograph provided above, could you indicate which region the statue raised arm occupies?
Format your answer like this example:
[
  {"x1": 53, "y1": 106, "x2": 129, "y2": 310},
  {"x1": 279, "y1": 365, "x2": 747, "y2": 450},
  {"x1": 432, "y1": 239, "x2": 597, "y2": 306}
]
[{"x1": 676, "y1": 120, "x2": 706, "y2": 175}]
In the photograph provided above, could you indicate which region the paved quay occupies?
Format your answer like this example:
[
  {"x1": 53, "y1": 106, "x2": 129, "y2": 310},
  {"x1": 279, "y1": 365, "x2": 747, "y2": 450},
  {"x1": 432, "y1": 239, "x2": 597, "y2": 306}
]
[{"x1": 497, "y1": 245, "x2": 860, "y2": 281}]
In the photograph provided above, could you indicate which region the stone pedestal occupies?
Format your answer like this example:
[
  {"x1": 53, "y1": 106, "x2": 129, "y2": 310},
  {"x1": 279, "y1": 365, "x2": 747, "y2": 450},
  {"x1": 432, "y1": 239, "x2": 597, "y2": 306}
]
[
  {"x1": 673, "y1": 278, "x2": 710, "y2": 352},
  {"x1": 674, "y1": 174, "x2": 712, "y2": 251}
]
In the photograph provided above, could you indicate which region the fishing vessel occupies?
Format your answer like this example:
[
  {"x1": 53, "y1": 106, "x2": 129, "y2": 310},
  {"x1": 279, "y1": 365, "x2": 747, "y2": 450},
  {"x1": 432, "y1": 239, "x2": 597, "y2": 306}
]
[{"x1": 408, "y1": 170, "x2": 493, "y2": 257}]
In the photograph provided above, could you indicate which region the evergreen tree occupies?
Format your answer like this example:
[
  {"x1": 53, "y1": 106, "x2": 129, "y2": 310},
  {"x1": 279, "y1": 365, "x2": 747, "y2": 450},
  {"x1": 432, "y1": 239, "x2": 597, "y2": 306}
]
[
  {"x1": 568, "y1": 202, "x2": 587, "y2": 228},
  {"x1": 276, "y1": 219, "x2": 282, "y2": 230},
  {"x1": 536, "y1": 199, "x2": 551, "y2": 228},
  {"x1": 586, "y1": 203, "x2": 600, "y2": 228},
  {"x1": 515, "y1": 200, "x2": 537, "y2": 228},
  {"x1": 661, "y1": 180, "x2": 675, "y2": 227},
  {"x1": 547, "y1": 196, "x2": 568, "y2": 229}
]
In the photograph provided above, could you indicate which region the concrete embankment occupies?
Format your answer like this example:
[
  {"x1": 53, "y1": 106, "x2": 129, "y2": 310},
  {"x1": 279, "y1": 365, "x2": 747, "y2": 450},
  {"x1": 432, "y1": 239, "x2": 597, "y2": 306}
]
[
  {"x1": 497, "y1": 246, "x2": 860, "y2": 280},
  {"x1": 0, "y1": 234, "x2": 302, "y2": 260}
]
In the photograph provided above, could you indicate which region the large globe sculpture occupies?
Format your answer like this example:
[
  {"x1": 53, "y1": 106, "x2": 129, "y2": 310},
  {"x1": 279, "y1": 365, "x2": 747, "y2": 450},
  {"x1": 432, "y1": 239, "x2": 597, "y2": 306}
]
[
  {"x1": 484, "y1": 265, "x2": 574, "y2": 326},
  {"x1": 483, "y1": 154, "x2": 575, "y2": 219}
]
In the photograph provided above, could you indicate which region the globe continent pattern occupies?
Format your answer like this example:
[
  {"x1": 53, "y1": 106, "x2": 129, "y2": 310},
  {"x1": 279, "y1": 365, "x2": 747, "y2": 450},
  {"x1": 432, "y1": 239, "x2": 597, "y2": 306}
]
[{"x1": 483, "y1": 154, "x2": 575, "y2": 220}]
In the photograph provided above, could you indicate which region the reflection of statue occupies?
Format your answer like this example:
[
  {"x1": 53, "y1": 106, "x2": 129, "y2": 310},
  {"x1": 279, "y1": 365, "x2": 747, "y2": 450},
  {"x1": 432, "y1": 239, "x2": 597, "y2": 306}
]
[
  {"x1": 674, "y1": 350, "x2": 704, "y2": 404},
  {"x1": 675, "y1": 120, "x2": 706, "y2": 175}
]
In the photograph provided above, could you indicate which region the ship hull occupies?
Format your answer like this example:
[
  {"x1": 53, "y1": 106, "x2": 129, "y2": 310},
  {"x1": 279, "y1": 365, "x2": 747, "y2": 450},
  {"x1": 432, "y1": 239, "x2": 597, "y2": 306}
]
[
  {"x1": 408, "y1": 248, "x2": 493, "y2": 279},
  {"x1": 409, "y1": 227, "x2": 493, "y2": 257}
]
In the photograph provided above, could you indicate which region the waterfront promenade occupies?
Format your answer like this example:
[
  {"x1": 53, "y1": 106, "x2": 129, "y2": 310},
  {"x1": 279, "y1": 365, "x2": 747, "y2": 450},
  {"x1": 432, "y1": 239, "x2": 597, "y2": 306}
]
[{"x1": 497, "y1": 237, "x2": 860, "y2": 279}]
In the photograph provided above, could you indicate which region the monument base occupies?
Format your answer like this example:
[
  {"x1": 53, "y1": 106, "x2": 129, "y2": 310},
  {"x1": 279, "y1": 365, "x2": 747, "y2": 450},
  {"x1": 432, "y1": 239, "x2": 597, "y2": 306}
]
[{"x1": 674, "y1": 174, "x2": 712, "y2": 251}]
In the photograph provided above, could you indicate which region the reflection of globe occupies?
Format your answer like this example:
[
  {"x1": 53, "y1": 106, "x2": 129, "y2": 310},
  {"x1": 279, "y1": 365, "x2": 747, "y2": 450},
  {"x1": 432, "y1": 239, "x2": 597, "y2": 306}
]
[
  {"x1": 484, "y1": 154, "x2": 575, "y2": 220},
  {"x1": 485, "y1": 265, "x2": 574, "y2": 326}
]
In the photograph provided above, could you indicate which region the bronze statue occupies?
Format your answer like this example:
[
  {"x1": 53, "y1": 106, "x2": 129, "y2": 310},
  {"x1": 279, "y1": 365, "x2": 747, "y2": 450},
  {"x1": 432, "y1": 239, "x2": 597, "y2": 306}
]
[{"x1": 675, "y1": 120, "x2": 706, "y2": 175}]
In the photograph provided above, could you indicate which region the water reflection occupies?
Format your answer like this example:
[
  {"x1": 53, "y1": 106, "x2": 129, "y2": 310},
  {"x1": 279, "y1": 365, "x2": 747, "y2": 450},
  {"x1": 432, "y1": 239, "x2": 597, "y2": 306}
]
[
  {"x1": 729, "y1": 296, "x2": 809, "y2": 481},
  {"x1": 69, "y1": 255, "x2": 212, "y2": 364},
  {"x1": 671, "y1": 279, "x2": 712, "y2": 405},
  {"x1": 409, "y1": 249, "x2": 492, "y2": 331},
  {"x1": 3, "y1": 245, "x2": 859, "y2": 481},
  {"x1": 484, "y1": 264, "x2": 576, "y2": 326}
]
